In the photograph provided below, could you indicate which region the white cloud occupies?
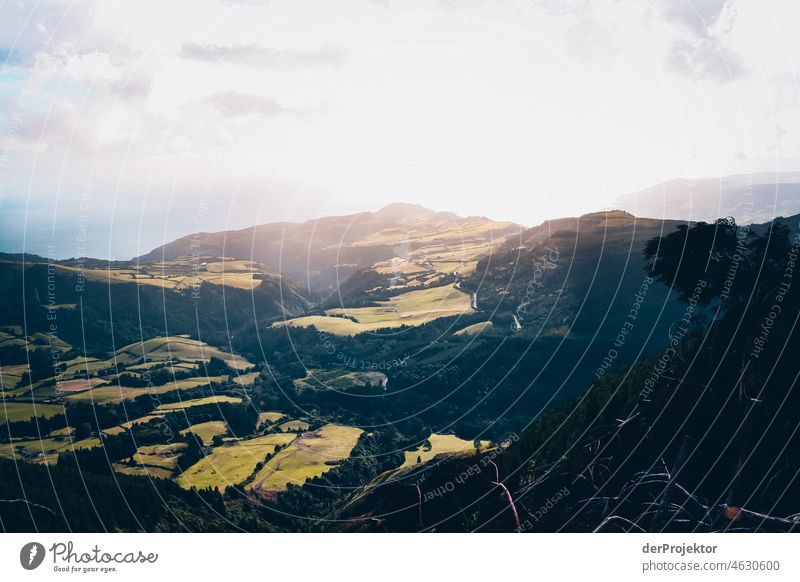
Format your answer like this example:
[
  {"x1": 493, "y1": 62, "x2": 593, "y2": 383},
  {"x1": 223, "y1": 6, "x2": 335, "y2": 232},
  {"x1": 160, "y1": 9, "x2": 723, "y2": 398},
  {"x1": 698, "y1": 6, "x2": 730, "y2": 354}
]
[
  {"x1": 658, "y1": 0, "x2": 748, "y2": 83},
  {"x1": 664, "y1": 34, "x2": 747, "y2": 83},
  {"x1": 180, "y1": 42, "x2": 350, "y2": 69},
  {"x1": 1, "y1": 0, "x2": 800, "y2": 259},
  {"x1": 208, "y1": 90, "x2": 293, "y2": 117}
]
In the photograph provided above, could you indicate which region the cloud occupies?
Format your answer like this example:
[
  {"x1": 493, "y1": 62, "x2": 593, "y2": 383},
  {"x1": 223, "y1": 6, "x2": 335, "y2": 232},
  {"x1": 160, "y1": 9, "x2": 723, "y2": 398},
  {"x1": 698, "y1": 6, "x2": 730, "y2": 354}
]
[
  {"x1": 521, "y1": 0, "x2": 619, "y2": 63},
  {"x1": 665, "y1": 35, "x2": 747, "y2": 83},
  {"x1": 769, "y1": 73, "x2": 800, "y2": 117},
  {"x1": 658, "y1": 0, "x2": 748, "y2": 83},
  {"x1": 208, "y1": 90, "x2": 294, "y2": 118},
  {"x1": 220, "y1": 0, "x2": 270, "y2": 6},
  {"x1": 0, "y1": 0, "x2": 109, "y2": 67},
  {"x1": 180, "y1": 42, "x2": 350, "y2": 69},
  {"x1": 659, "y1": 0, "x2": 734, "y2": 35}
]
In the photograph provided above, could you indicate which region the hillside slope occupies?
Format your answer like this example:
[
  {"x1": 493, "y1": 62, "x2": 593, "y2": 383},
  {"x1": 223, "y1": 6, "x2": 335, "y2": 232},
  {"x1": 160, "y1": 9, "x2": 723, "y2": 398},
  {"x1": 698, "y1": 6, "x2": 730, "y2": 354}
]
[{"x1": 138, "y1": 203, "x2": 522, "y2": 294}]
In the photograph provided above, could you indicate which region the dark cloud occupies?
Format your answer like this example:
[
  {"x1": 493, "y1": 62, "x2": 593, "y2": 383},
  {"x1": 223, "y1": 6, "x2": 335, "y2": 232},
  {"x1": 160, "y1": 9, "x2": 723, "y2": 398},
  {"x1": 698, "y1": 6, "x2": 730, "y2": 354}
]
[{"x1": 180, "y1": 43, "x2": 350, "y2": 69}]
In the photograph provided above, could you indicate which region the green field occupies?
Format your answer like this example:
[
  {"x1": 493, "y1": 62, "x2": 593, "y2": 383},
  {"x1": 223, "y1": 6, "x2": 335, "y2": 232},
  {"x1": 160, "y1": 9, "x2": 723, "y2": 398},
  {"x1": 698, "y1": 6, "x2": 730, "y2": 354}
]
[
  {"x1": 276, "y1": 420, "x2": 311, "y2": 432},
  {"x1": 256, "y1": 411, "x2": 285, "y2": 429},
  {"x1": 180, "y1": 420, "x2": 229, "y2": 444},
  {"x1": 454, "y1": 321, "x2": 494, "y2": 336},
  {"x1": 400, "y1": 433, "x2": 490, "y2": 469},
  {"x1": 155, "y1": 394, "x2": 242, "y2": 412},
  {"x1": 114, "y1": 336, "x2": 253, "y2": 370},
  {"x1": 56, "y1": 257, "x2": 270, "y2": 292},
  {"x1": 0, "y1": 434, "x2": 101, "y2": 464},
  {"x1": 113, "y1": 465, "x2": 174, "y2": 480},
  {"x1": 0, "y1": 402, "x2": 65, "y2": 425},
  {"x1": 293, "y1": 369, "x2": 387, "y2": 393},
  {"x1": 132, "y1": 443, "x2": 188, "y2": 470},
  {"x1": 119, "y1": 414, "x2": 164, "y2": 429},
  {"x1": 232, "y1": 371, "x2": 259, "y2": 386},
  {"x1": 61, "y1": 357, "x2": 111, "y2": 377},
  {"x1": 0, "y1": 364, "x2": 29, "y2": 390},
  {"x1": 247, "y1": 424, "x2": 363, "y2": 494},
  {"x1": 276, "y1": 283, "x2": 474, "y2": 336},
  {"x1": 64, "y1": 376, "x2": 229, "y2": 405},
  {"x1": 176, "y1": 433, "x2": 297, "y2": 492}
]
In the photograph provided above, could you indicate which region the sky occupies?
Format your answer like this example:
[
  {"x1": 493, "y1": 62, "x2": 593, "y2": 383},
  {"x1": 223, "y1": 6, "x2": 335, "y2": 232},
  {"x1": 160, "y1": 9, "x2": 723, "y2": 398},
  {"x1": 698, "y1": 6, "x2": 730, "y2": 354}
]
[{"x1": 0, "y1": 0, "x2": 799, "y2": 259}]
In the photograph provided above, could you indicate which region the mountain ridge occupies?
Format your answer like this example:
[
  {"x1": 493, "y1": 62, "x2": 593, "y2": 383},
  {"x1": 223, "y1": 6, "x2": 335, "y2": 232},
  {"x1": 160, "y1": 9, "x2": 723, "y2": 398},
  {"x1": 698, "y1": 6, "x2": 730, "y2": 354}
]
[{"x1": 137, "y1": 203, "x2": 523, "y2": 294}]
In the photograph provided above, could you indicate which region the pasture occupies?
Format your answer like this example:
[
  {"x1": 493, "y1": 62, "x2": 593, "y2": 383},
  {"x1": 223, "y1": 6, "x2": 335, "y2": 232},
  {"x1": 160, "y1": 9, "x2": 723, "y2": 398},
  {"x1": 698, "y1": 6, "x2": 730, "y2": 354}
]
[
  {"x1": 0, "y1": 402, "x2": 64, "y2": 425},
  {"x1": 0, "y1": 434, "x2": 101, "y2": 464},
  {"x1": 247, "y1": 424, "x2": 363, "y2": 494},
  {"x1": 114, "y1": 336, "x2": 253, "y2": 370},
  {"x1": 256, "y1": 411, "x2": 285, "y2": 429},
  {"x1": 64, "y1": 376, "x2": 229, "y2": 405},
  {"x1": 56, "y1": 257, "x2": 270, "y2": 292},
  {"x1": 400, "y1": 433, "x2": 491, "y2": 469},
  {"x1": 276, "y1": 283, "x2": 473, "y2": 336},
  {"x1": 454, "y1": 321, "x2": 494, "y2": 336},
  {"x1": 277, "y1": 420, "x2": 310, "y2": 432},
  {"x1": 133, "y1": 443, "x2": 188, "y2": 470},
  {"x1": 176, "y1": 433, "x2": 297, "y2": 492},
  {"x1": 180, "y1": 420, "x2": 229, "y2": 444},
  {"x1": 155, "y1": 394, "x2": 242, "y2": 412},
  {"x1": 293, "y1": 369, "x2": 387, "y2": 393}
]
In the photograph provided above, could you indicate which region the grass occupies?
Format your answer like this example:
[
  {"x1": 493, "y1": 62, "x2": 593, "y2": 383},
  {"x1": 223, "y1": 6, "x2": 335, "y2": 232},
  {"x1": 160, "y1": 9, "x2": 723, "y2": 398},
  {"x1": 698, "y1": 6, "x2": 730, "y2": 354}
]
[
  {"x1": 27, "y1": 332, "x2": 72, "y2": 351},
  {"x1": 119, "y1": 414, "x2": 165, "y2": 429},
  {"x1": 154, "y1": 395, "x2": 242, "y2": 412},
  {"x1": 0, "y1": 435, "x2": 102, "y2": 464},
  {"x1": 0, "y1": 363, "x2": 29, "y2": 390},
  {"x1": 56, "y1": 258, "x2": 269, "y2": 292},
  {"x1": 375, "y1": 260, "x2": 429, "y2": 276},
  {"x1": 0, "y1": 442, "x2": 21, "y2": 461},
  {"x1": 49, "y1": 426, "x2": 75, "y2": 437},
  {"x1": 277, "y1": 420, "x2": 310, "y2": 432},
  {"x1": 256, "y1": 411, "x2": 285, "y2": 429},
  {"x1": 204, "y1": 260, "x2": 258, "y2": 273},
  {"x1": 132, "y1": 443, "x2": 188, "y2": 470},
  {"x1": 114, "y1": 336, "x2": 252, "y2": 370},
  {"x1": 113, "y1": 465, "x2": 174, "y2": 480},
  {"x1": 0, "y1": 402, "x2": 64, "y2": 424},
  {"x1": 176, "y1": 433, "x2": 297, "y2": 492},
  {"x1": 247, "y1": 424, "x2": 363, "y2": 494},
  {"x1": 62, "y1": 358, "x2": 110, "y2": 377},
  {"x1": 64, "y1": 376, "x2": 228, "y2": 405},
  {"x1": 293, "y1": 369, "x2": 387, "y2": 393},
  {"x1": 0, "y1": 330, "x2": 73, "y2": 358},
  {"x1": 454, "y1": 321, "x2": 494, "y2": 336},
  {"x1": 180, "y1": 420, "x2": 229, "y2": 444},
  {"x1": 400, "y1": 433, "x2": 491, "y2": 469},
  {"x1": 103, "y1": 426, "x2": 126, "y2": 436},
  {"x1": 277, "y1": 283, "x2": 474, "y2": 336},
  {"x1": 54, "y1": 377, "x2": 110, "y2": 393},
  {"x1": 232, "y1": 372, "x2": 259, "y2": 386}
]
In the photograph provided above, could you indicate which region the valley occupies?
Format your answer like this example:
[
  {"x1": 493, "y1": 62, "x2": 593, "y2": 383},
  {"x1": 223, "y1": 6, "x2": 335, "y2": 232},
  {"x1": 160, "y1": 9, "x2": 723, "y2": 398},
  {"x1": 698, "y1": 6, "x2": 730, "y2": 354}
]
[{"x1": 2, "y1": 203, "x2": 800, "y2": 533}]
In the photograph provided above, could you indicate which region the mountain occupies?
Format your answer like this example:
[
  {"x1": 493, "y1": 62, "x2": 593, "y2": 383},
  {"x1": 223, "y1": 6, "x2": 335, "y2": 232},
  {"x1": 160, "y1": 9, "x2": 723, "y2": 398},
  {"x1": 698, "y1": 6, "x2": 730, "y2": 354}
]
[
  {"x1": 339, "y1": 212, "x2": 800, "y2": 533},
  {"x1": 137, "y1": 203, "x2": 522, "y2": 295},
  {"x1": 4, "y1": 203, "x2": 800, "y2": 534},
  {"x1": 461, "y1": 210, "x2": 688, "y2": 338},
  {"x1": 0, "y1": 256, "x2": 310, "y2": 353},
  {"x1": 616, "y1": 173, "x2": 800, "y2": 224},
  {"x1": 255, "y1": 210, "x2": 694, "y2": 440}
]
